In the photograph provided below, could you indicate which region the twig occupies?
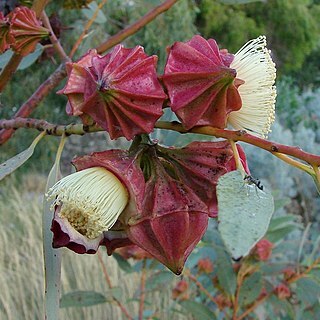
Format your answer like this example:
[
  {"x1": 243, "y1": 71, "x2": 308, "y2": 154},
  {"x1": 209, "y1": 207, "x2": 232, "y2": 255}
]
[
  {"x1": 2, "y1": 118, "x2": 320, "y2": 170},
  {"x1": 97, "y1": 251, "x2": 133, "y2": 320},
  {"x1": 96, "y1": 0, "x2": 179, "y2": 53},
  {"x1": 0, "y1": 0, "x2": 49, "y2": 92},
  {"x1": 236, "y1": 293, "x2": 271, "y2": 320},
  {"x1": 0, "y1": 64, "x2": 67, "y2": 145},
  {"x1": 69, "y1": 0, "x2": 108, "y2": 58},
  {"x1": 185, "y1": 270, "x2": 219, "y2": 307},
  {"x1": 41, "y1": 11, "x2": 70, "y2": 61},
  {"x1": 139, "y1": 259, "x2": 147, "y2": 320}
]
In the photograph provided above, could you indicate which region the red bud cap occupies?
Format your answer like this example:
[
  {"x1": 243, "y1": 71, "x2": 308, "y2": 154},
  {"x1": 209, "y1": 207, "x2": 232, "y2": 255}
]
[
  {"x1": 59, "y1": 45, "x2": 167, "y2": 140},
  {"x1": 163, "y1": 35, "x2": 242, "y2": 130},
  {"x1": 158, "y1": 141, "x2": 249, "y2": 217},
  {"x1": 126, "y1": 155, "x2": 208, "y2": 274},
  {"x1": 10, "y1": 6, "x2": 49, "y2": 56},
  {"x1": 0, "y1": 12, "x2": 13, "y2": 53}
]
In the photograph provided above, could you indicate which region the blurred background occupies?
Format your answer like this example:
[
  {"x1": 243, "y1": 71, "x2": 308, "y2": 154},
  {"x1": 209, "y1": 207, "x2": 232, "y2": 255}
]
[{"x1": 0, "y1": 0, "x2": 320, "y2": 319}]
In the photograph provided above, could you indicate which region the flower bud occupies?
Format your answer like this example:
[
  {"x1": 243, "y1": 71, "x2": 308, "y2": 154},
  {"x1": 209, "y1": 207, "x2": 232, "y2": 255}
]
[
  {"x1": 10, "y1": 6, "x2": 49, "y2": 56},
  {"x1": 197, "y1": 258, "x2": 214, "y2": 274},
  {"x1": 157, "y1": 141, "x2": 249, "y2": 217},
  {"x1": 124, "y1": 154, "x2": 209, "y2": 274},
  {"x1": 163, "y1": 35, "x2": 242, "y2": 130},
  {"x1": 0, "y1": 12, "x2": 13, "y2": 53},
  {"x1": 172, "y1": 280, "x2": 189, "y2": 300},
  {"x1": 254, "y1": 238, "x2": 273, "y2": 261},
  {"x1": 58, "y1": 45, "x2": 167, "y2": 140},
  {"x1": 274, "y1": 283, "x2": 291, "y2": 300}
]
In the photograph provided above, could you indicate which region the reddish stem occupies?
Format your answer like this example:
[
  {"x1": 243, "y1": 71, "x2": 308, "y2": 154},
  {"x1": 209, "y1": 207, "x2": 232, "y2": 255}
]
[
  {"x1": 97, "y1": 251, "x2": 133, "y2": 320},
  {"x1": 185, "y1": 270, "x2": 219, "y2": 307},
  {"x1": 0, "y1": 65, "x2": 67, "y2": 145},
  {"x1": 41, "y1": 12, "x2": 70, "y2": 61},
  {"x1": 96, "y1": 0, "x2": 179, "y2": 53},
  {"x1": 139, "y1": 259, "x2": 147, "y2": 320}
]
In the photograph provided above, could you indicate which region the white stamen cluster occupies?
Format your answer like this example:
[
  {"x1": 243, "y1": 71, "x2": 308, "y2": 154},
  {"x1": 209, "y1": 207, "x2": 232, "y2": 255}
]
[
  {"x1": 46, "y1": 167, "x2": 128, "y2": 239},
  {"x1": 228, "y1": 35, "x2": 277, "y2": 138}
]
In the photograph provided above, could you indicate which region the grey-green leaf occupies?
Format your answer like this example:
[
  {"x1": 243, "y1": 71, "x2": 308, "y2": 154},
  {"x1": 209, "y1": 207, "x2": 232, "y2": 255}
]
[
  {"x1": 295, "y1": 278, "x2": 320, "y2": 305},
  {"x1": 60, "y1": 291, "x2": 108, "y2": 308},
  {"x1": 214, "y1": 246, "x2": 237, "y2": 296},
  {"x1": 239, "y1": 272, "x2": 263, "y2": 306},
  {"x1": 145, "y1": 271, "x2": 174, "y2": 290},
  {"x1": 179, "y1": 300, "x2": 216, "y2": 320},
  {"x1": 82, "y1": 1, "x2": 107, "y2": 24},
  {"x1": 0, "y1": 131, "x2": 45, "y2": 181},
  {"x1": 113, "y1": 253, "x2": 133, "y2": 273},
  {"x1": 217, "y1": 170, "x2": 274, "y2": 260}
]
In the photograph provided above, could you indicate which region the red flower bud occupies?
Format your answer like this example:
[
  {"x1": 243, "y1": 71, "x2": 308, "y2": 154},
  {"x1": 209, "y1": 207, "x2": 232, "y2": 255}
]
[
  {"x1": 254, "y1": 238, "x2": 273, "y2": 261},
  {"x1": 163, "y1": 35, "x2": 242, "y2": 130},
  {"x1": 0, "y1": 12, "x2": 13, "y2": 53},
  {"x1": 124, "y1": 154, "x2": 209, "y2": 274},
  {"x1": 172, "y1": 280, "x2": 189, "y2": 300},
  {"x1": 197, "y1": 258, "x2": 214, "y2": 274},
  {"x1": 10, "y1": 6, "x2": 49, "y2": 56},
  {"x1": 158, "y1": 141, "x2": 249, "y2": 217},
  {"x1": 58, "y1": 45, "x2": 167, "y2": 140},
  {"x1": 274, "y1": 283, "x2": 291, "y2": 300}
]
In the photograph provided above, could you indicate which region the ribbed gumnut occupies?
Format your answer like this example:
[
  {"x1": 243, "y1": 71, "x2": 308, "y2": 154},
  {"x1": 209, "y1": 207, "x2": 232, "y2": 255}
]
[
  {"x1": 162, "y1": 35, "x2": 243, "y2": 130},
  {"x1": 158, "y1": 141, "x2": 249, "y2": 217},
  {"x1": 124, "y1": 155, "x2": 209, "y2": 275},
  {"x1": 50, "y1": 149, "x2": 145, "y2": 254},
  {"x1": 10, "y1": 6, "x2": 49, "y2": 56},
  {"x1": 58, "y1": 45, "x2": 167, "y2": 140},
  {"x1": 0, "y1": 12, "x2": 13, "y2": 53}
]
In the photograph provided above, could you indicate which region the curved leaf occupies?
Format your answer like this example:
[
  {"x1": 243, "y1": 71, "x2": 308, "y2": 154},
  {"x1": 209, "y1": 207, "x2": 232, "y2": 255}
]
[{"x1": 217, "y1": 170, "x2": 274, "y2": 260}]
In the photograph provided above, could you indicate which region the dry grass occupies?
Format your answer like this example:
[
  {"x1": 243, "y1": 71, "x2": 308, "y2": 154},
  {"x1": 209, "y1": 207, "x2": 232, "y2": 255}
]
[{"x1": 0, "y1": 174, "x2": 182, "y2": 320}]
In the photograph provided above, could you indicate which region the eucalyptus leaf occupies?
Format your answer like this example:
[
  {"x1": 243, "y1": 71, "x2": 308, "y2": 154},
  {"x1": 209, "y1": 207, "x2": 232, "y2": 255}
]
[
  {"x1": 179, "y1": 300, "x2": 216, "y2": 320},
  {"x1": 217, "y1": 170, "x2": 274, "y2": 260},
  {"x1": 214, "y1": 246, "x2": 237, "y2": 296},
  {"x1": 295, "y1": 278, "x2": 320, "y2": 305},
  {"x1": 0, "y1": 45, "x2": 43, "y2": 70},
  {"x1": 145, "y1": 271, "x2": 174, "y2": 290},
  {"x1": 43, "y1": 135, "x2": 66, "y2": 320},
  {"x1": 239, "y1": 272, "x2": 263, "y2": 306},
  {"x1": 113, "y1": 253, "x2": 133, "y2": 273},
  {"x1": 0, "y1": 131, "x2": 46, "y2": 181},
  {"x1": 18, "y1": 44, "x2": 44, "y2": 70},
  {"x1": 82, "y1": 1, "x2": 107, "y2": 24},
  {"x1": 60, "y1": 291, "x2": 108, "y2": 308}
]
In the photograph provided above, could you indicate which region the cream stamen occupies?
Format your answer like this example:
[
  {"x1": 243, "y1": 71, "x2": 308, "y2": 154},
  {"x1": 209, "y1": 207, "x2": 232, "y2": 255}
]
[
  {"x1": 46, "y1": 167, "x2": 128, "y2": 239},
  {"x1": 228, "y1": 35, "x2": 276, "y2": 138}
]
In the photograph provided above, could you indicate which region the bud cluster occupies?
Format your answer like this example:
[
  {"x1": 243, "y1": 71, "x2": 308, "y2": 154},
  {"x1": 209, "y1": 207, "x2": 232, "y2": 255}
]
[{"x1": 0, "y1": 6, "x2": 49, "y2": 56}]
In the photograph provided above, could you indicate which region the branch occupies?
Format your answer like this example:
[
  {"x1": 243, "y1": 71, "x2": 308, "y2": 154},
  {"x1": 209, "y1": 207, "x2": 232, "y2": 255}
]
[
  {"x1": 0, "y1": 0, "x2": 49, "y2": 92},
  {"x1": 0, "y1": 64, "x2": 67, "y2": 145},
  {"x1": 41, "y1": 11, "x2": 70, "y2": 61},
  {"x1": 185, "y1": 270, "x2": 220, "y2": 307},
  {"x1": 2, "y1": 118, "x2": 319, "y2": 169},
  {"x1": 96, "y1": 0, "x2": 179, "y2": 53}
]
